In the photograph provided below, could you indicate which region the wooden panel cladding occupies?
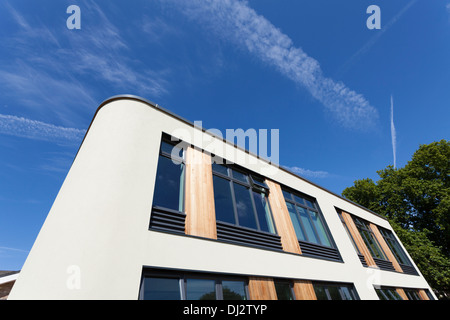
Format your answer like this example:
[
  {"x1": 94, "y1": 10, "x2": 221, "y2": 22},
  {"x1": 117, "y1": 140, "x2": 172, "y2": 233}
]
[
  {"x1": 396, "y1": 288, "x2": 408, "y2": 300},
  {"x1": 339, "y1": 211, "x2": 377, "y2": 267},
  {"x1": 293, "y1": 280, "x2": 317, "y2": 300},
  {"x1": 418, "y1": 289, "x2": 430, "y2": 300},
  {"x1": 265, "y1": 179, "x2": 302, "y2": 254},
  {"x1": 248, "y1": 277, "x2": 278, "y2": 300},
  {"x1": 184, "y1": 146, "x2": 217, "y2": 239},
  {"x1": 370, "y1": 223, "x2": 403, "y2": 273}
]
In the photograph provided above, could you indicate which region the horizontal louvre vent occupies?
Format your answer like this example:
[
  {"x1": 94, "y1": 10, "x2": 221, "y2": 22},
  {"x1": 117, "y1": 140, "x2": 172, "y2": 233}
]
[
  {"x1": 149, "y1": 207, "x2": 186, "y2": 234},
  {"x1": 298, "y1": 241, "x2": 342, "y2": 262},
  {"x1": 400, "y1": 264, "x2": 419, "y2": 276},
  {"x1": 373, "y1": 258, "x2": 396, "y2": 272},
  {"x1": 358, "y1": 254, "x2": 369, "y2": 267},
  {"x1": 216, "y1": 221, "x2": 282, "y2": 251}
]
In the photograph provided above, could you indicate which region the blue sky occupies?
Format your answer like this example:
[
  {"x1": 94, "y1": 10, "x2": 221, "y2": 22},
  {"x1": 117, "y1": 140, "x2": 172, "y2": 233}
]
[{"x1": 0, "y1": 0, "x2": 449, "y2": 270}]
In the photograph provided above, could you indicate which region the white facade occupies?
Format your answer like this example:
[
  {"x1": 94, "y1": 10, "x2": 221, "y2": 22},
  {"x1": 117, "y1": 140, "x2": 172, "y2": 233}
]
[{"x1": 9, "y1": 96, "x2": 435, "y2": 300}]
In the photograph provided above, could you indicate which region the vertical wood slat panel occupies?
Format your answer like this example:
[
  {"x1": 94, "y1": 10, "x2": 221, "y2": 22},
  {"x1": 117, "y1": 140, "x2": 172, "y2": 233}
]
[
  {"x1": 370, "y1": 223, "x2": 403, "y2": 273},
  {"x1": 418, "y1": 289, "x2": 430, "y2": 300},
  {"x1": 248, "y1": 277, "x2": 278, "y2": 300},
  {"x1": 340, "y1": 211, "x2": 377, "y2": 267},
  {"x1": 184, "y1": 147, "x2": 217, "y2": 239},
  {"x1": 265, "y1": 179, "x2": 302, "y2": 254},
  {"x1": 396, "y1": 288, "x2": 408, "y2": 300},
  {"x1": 293, "y1": 280, "x2": 317, "y2": 300}
]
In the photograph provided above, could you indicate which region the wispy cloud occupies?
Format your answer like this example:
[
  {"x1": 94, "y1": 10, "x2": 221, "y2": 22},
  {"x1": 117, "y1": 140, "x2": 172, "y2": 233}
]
[
  {"x1": 284, "y1": 166, "x2": 329, "y2": 179},
  {"x1": 0, "y1": 113, "x2": 85, "y2": 144},
  {"x1": 390, "y1": 95, "x2": 397, "y2": 169},
  {"x1": 165, "y1": 0, "x2": 378, "y2": 130},
  {"x1": 1, "y1": 0, "x2": 170, "y2": 127},
  {"x1": 0, "y1": 246, "x2": 29, "y2": 254}
]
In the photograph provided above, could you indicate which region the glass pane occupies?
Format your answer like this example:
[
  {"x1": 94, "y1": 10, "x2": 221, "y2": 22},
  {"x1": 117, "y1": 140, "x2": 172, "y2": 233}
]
[
  {"x1": 186, "y1": 279, "x2": 216, "y2": 300},
  {"x1": 143, "y1": 277, "x2": 181, "y2": 300},
  {"x1": 361, "y1": 229, "x2": 385, "y2": 259},
  {"x1": 386, "y1": 289, "x2": 402, "y2": 300},
  {"x1": 251, "y1": 175, "x2": 268, "y2": 189},
  {"x1": 293, "y1": 194, "x2": 305, "y2": 205},
  {"x1": 385, "y1": 237, "x2": 410, "y2": 265},
  {"x1": 233, "y1": 183, "x2": 257, "y2": 229},
  {"x1": 213, "y1": 175, "x2": 235, "y2": 224},
  {"x1": 212, "y1": 163, "x2": 229, "y2": 176},
  {"x1": 286, "y1": 202, "x2": 306, "y2": 241},
  {"x1": 160, "y1": 141, "x2": 174, "y2": 155},
  {"x1": 297, "y1": 206, "x2": 319, "y2": 244},
  {"x1": 222, "y1": 281, "x2": 247, "y2": 300},
  {"x1": 152, "y1": 155, "x2": 185, "y2": 211},
  {"x1": 340, "y1": 287, "x2": 355, "y2": 300},
  {"x1": 274, "y1": 282, "x2": 294, "y2": 300},
  {"x1": 231, "y1": 169, "x2": 248, "y2": 183},
  {"x1": 252, "y1": 191, "x2": 275, "y2": 233},
  {"x1": 282, "y1": 190, "x2": 292, "y2": 200},
  {"x1": 376, "y1": 289, "x2": 388, "y2": 300},
  {"x1": 304, "y1": 199, "x2": 315, "y2": 209},
  {"x1": 327, "y1": 286, "x2": 343, "y2": 300},
  {"x1": 313, "y1": 285, "x2": 329, "y2": 300},
  {"x1": 161, "y1": 141, "x2": 183, "y2": 159},
  {"x1": 309, "y1": 210, "x2": 332, "y2": 247}
]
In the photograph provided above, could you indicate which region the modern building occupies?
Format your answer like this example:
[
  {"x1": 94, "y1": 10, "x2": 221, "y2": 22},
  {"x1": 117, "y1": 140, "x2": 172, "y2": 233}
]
[{"x1": 9, "y1": 95, "x2": 436, "y2": 300}]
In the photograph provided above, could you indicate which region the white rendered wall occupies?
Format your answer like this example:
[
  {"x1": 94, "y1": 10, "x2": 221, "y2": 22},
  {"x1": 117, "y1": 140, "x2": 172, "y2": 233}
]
[{"x1": 9, "y1": 97, "x2": 435, "y2": 299}]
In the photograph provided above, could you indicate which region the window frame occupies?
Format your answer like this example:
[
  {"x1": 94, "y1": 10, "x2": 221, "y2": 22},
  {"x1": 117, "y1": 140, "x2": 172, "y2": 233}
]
[
  {"x1": 140, "y1": 268, "x2": 249, "y2": 300},
  {"x1": 378, "y1": 227, "x2": 413, "y2": 266},
  {"x1": 273, "y1": 280, "x2": 296, "y2": 300},
  {"x1": 375, "y1": 287, "x2": 403, "y2": 300},
  {"x1": 152, "y1": 134, "x2": 187, "y2": 213},
  {"x1": 313, "y1": 281, "x2": 360, "y2": 300},
  {"x1": 282, "y1": 187, "x2": 335, "y2": 248},
  {"x1": 353, "y1": 217, "x2": 388, "y2": 261},
  {"x1": 211, "y1": 160, "x2": 277, "y2": 235}
]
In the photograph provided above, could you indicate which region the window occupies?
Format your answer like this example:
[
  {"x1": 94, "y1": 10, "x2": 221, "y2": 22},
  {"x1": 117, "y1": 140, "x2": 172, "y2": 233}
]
[
  {"x1": 152, "y1": 137, "x2": 185, "y2": 212},
  {"x1": 378, "y1": 227, "x2": 418, "y2": 275},
  {"x1": 283, "y1": 189, "x2": 333, "y2": 247},
  {"x1": 375, "y1": 287, "x2": 403, "y2": 300},
  {"x1": 274, "y1": 281, "x2": 295, "y2": 300},
  {"x1": 149, "y1": 136, "x2": 187, "y2": 234},
  {"x1": 212, "y1": 162, "x2": 276, "y2": 234},
  {"x1": 140, "y1": 269, "x2": 248, "y2": 300},
  {"x1": 404, "y1": 289, "x2": 422, "y2": 300},
  {"x1": 313, "y1": 282, "x2": 359, "y2": 300},
  {"x1": 353, "y1": 217, "x2": 386, "y2": 260}
]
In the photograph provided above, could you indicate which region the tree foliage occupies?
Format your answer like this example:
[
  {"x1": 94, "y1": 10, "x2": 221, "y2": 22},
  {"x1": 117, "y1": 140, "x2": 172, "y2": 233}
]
[{"x1": 342, "y1": 140, "x2": 450, "y2": 298}]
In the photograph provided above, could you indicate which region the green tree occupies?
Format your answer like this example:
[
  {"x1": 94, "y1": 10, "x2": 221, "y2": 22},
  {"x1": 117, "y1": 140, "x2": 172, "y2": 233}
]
[{"x1": 342, "y1": 140, "x2": 450, "y2": 298}]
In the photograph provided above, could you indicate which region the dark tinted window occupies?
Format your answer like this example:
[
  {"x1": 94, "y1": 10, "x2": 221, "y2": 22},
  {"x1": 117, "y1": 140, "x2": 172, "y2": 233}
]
[
  {"x1": 153, "y1": 155, "x2": 185, "y2": 211},
  {"x1": 274, "y1": 282, "x2": 294, "y2": 300},
  {"x1": 142, "y1": 277, "x2": 181, "y2": 300},
  {"x1": 212, "y1": 175, "x2": 235, "y2": 224},
  {"x1": 233, "y1": 182, "x2": 257, "y2": 229},
  {"x1": 186, "y1": 278, "x2": 216, "y2": 300},
  {"x1": 222, "y1": 281, "x2": 247, "y2": 300}
]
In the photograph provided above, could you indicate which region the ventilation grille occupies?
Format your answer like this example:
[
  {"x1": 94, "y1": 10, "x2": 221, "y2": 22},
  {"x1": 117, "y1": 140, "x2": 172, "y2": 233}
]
[
  {"x1": 298, "y1": 241, "x2": 342, "y2": 262},
  {"x1": 400, "y1": 264, "x2": 419, "y2": 276},
  {"x1": 149, "y1": 206, "x2": 186, "y2": 234},
  {"x1": 374, "y1": 258, "x2": 396, "y2": 272},
  {"x1": 216, "y1": 221, "x2": 282, "y2": 251},
  {"x1": 358, "y1": 254, "x2": 369, "y2": 267}
]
